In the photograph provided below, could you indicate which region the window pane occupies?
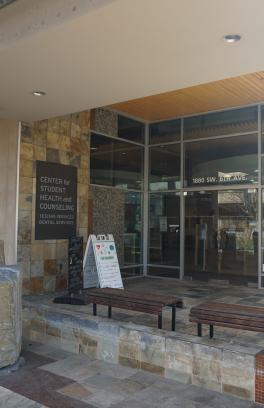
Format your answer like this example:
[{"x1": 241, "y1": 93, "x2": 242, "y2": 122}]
[
  {"x1": 149, "y1": 193, "x2": 180, "y2": 267},
  {"x1": 149, "y1": 144, "x2": 181, "y2": 191},
  {"x1": 90, "y1": 133, "x2": 113, "y2": 186},
  {"x1": 149, "y1": 119, "x2": 181, "y2": 144},
  {"x1": 118, "y1": 115, "x2": 145, "y2": 144},
  {"x1": 185, "y1": 189, "x2": 258, "y2": 285},
  {"x1": 121, "y1": 266, "x2": 143, "y2": 278},
  {"x1": 90, "y1": 186, "x2": 142, "y2": 269},
  {"x1": 184, "y1": 134, "x2": 258, "y2": 187},
  {"x1": 261, "y1": 190, "x2": 264, "y2": 258},
  {"x1": 124, "y1": 192, "x2": 142, "y2": 265},
  {"x1": 184, "y1": 106, "x2": 258, "y2": 140},
  {"x1": 90, "y1": 133, "x2": 143, "y2": 189},
  {"x1": 148, "y1": 266, "x2": 180, "y2": 279},
  {"x1": 261, "y1": 105, "x2": 264, "y2": 153},
  {"x1": 262, "y1": 157, "x2": 264, "y2": 185},
  {"x1": 113, "y1": 142, "x2": 143, "y2": 189}
]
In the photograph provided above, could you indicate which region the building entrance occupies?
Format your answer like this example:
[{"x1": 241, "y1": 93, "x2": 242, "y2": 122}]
[{"x1": 184, "y1": 189, "x2": 258, "y2": 284}]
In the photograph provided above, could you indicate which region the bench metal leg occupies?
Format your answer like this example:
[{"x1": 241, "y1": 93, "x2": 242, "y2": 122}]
[
  {"x1": 108, "y1": 306, "x2": 112, "y2": 318},
  {"x1": 171, "y1": 305, "x2": 176, "y2": 331},
  {"x1": 209, "y1": 324, "x2": 214, "y2": 339},
  {"x1": 158, "y1": 314, "x2": 162, "y2": 329},
  {"x1": 93, "y1": 303, "x2": 97, "y2": 316},
  {"x1": 198, "y1": 323, "x2": 202, "y2": 337}
]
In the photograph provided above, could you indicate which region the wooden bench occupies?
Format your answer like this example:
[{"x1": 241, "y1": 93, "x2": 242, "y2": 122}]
[
  {"x1": 84, "y1": 288, "x2": 183, "y2": 331},
  {"x1": 189, "y1": 302, "x2": 264, "y2": 338}
]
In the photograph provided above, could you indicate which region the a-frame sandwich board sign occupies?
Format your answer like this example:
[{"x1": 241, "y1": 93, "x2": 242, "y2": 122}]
[{"x1": 83, "y1": 234, "x2": 123, "y2": 289}]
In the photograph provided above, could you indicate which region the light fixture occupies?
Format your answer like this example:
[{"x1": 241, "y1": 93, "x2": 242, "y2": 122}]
[
  {"x1": 32, "y1": 90, "x2": 46, "y2": 96},
  {"x1": 223, "y1": 34, "x2": 241, "y2": 43}
]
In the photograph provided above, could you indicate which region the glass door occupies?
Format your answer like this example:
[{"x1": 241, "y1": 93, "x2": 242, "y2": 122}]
[{"x1": 184, "y1": 189, "x2": 258, "y2": 284}]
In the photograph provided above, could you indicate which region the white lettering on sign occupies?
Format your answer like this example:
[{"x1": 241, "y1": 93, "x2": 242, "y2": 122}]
[
  {"x1": 35, "y1": 161, "x2": 77, "y2": 239},
  {"x1": 192, "y1": 174, "x2": 249, "y2": 184}
]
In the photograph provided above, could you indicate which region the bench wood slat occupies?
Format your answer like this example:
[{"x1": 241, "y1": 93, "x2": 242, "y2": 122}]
[
  {"x1": 190, "y1": 315, "x2": 264, "y2": 328},
  {"x1": 83, "y1": 288, "x2": 183, "y2": 331},
  {"x1": 190, "y1": 311, "x2": 264, "y2": 324},
  {"x1": 189, "y1": 301, "x2": 264, "y2": 338},
  {"x1": 85, "y1": 288, "x2": 181, "y2": 307},
  {"x1": 190, "y1": 318, "x2": 264, "y2": 333},
  {"x1": 191, "y1": 302, "x2": 264, "y2": 316},
  {"x1": 87, "y1": 297, "x2": 162, "y2": 314}
]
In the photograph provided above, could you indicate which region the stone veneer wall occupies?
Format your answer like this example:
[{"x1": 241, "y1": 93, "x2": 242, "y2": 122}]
[
  {"x1": 23, "y1": 301, "x2": 256, "y2": 402},
  {"x1": 89, "y1": 185, "x2": 125, "y2": 266},
  {"x1": 18, "y1": 112, "x2": 90, "y2": 294},
  {"x1": 91, "y1": 107, "x2": 118, "y2": 137}
]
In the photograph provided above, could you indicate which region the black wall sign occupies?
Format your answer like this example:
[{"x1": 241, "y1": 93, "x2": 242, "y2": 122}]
[
  {"x1": 35, "y1": 161, "x2": 77, "y2": 240},
  {"x1": 68, "y1": 236, "x2": 83, "y2": 293}
]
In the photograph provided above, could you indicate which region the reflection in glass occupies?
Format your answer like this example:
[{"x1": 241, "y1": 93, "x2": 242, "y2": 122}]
[
  {"x1": 149, "y1": 193, "x2": 180, "y2": 268},
  {"x1": 124, "y1": 192, "x2": 142, "y2": 265},
  {"x1": 184, "y1": 106, "x2": 258, "y2": 140},
  {"x1": 149, "y1": 144, "x2": 181, "y2": 191},
  {"x1": 184, "y1": 134, "x2": 258, "y2": 187},
  {"x1": 262, "y1": 190, "x2": 264, "y2": 248},
  {"x1": 148, "y1": 266, "x2": 180, "y2": 279},
  {"x1": 149, "y1": 119, "x2": 181, "y2": 144},
  {"x1": 261, "y1": 157, "x2": 264, "y2": 185},
  {"x1": 90, "y1": 134, "x2": 113, "y2": 186},
  {"x1": 118, "y1": 115, "x2": 145, "y2": 144},
  {"x1": 90, "y1": 133, "x2": 143, "y2": 189},
  {"x1": 121, "y1": 266, "x2": 143, "y2": 278},
  {"x1": 185, "y1": 190, "x2": 258, "y2": 284}
]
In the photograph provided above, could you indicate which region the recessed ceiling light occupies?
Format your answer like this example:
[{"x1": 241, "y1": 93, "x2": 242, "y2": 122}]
[
  {"x1": 32, "y1": 90, "x2": 46, "y2": 96},
  {"x1": 223, "y1": 34, "x2": 241, "y2": 43}
]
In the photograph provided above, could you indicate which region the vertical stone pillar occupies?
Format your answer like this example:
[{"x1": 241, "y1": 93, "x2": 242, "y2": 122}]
[{"x1": 0, "y1": 266, "x2": 22, "y2": 368}]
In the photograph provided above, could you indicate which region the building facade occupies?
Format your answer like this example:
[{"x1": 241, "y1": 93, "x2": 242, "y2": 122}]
[
  {"x1": 90, "y1": 105, "x2": 263, "y2": 288},
  {"x1": 15, "y1": 103, "x2": 264, "y2": 293}
]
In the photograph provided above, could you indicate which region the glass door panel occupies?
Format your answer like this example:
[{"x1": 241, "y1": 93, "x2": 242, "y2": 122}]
[
  {"x1": 149, "y1": 193, "x2": 180, "y2": 277},
  {"x1": 184, "y1": 189, "x2": 258, "y2": 284}
]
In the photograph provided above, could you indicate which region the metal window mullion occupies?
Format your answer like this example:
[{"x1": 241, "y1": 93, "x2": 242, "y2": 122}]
[
  {"x1": 147, "y1": 264, "x2": 180, "y2": 269},
  {"x1": 149, "y1": 140, "x2": 182, "y2": 147},
  {"x1": 143, "y1": 123, "x2": 149, "y2": 276},
  {"x1": 121, "y1": 264, "x2": 143, "y2": 269},
  {"x1": 90, "y1": 183, "x2": 142, "y2": 193},
  {"x1": 258, "y1": 105, "x2": 262, "y2": 288},
  {"x1": 180, "y1": 117, "x2": 185, "y2": 280},
  {"x1": 183, "y1": 130, "x2": 257, "y2": 144},
  {"x1": 180, "y1": 184, "x2": 258, "y2": 192},
  {"x1": 90, "y1": 129, "x2": 145, "y2": 147}
]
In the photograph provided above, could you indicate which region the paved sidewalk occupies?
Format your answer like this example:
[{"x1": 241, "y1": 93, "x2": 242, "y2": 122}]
[
  {"x1": 0, "y1": 385, "x2": 46, "y2": 407},
  {"x1": 0, "y1": 341, "x2": 261, "y2": 408}
]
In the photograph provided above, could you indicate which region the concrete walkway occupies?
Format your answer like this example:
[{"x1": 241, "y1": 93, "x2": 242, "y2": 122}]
[{"x1": 0, "y1": 341, "x2": 261, "y2": 408}]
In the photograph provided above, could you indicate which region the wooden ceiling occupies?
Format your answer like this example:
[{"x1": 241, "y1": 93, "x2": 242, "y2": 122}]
[{"x1": 110, "y1": 71, "x2": 264, "y2": 122}]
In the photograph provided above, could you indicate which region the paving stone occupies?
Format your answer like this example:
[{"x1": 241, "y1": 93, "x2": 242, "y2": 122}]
[
  {"x1": 204, "y1": 393, "x2": 251, "y2": 408},
  {"x1": 83, "y1": 389, "x2": 125, "y2": 408},
  {"x1": 0, "y1": 386, "x2": 45, "y2": 407}
]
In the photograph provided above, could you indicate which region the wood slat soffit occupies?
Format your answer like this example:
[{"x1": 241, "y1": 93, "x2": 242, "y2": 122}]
[{"x1": 110, "y1": 71, "x2": 264, "y2": 122}]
